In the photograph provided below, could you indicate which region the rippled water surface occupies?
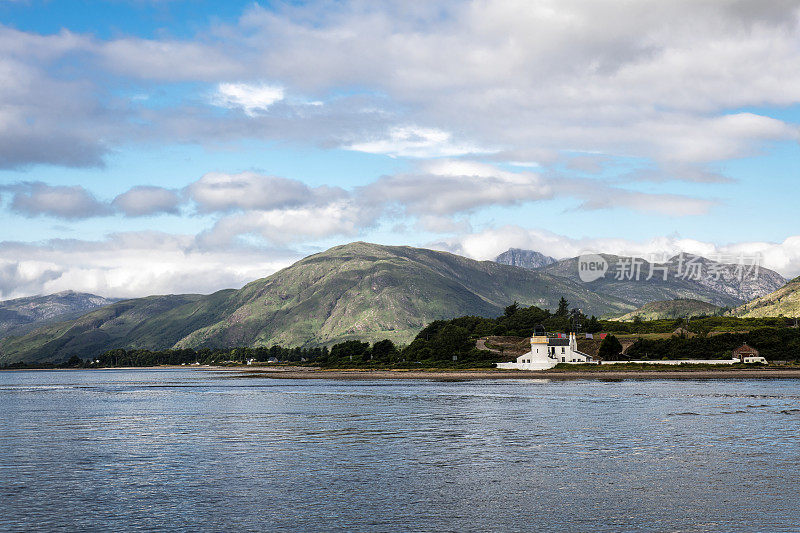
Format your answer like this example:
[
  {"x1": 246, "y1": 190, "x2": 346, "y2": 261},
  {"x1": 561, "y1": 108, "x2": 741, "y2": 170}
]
[{"x1": 1, "y1": 369, "x2": 799, "y2": 532}]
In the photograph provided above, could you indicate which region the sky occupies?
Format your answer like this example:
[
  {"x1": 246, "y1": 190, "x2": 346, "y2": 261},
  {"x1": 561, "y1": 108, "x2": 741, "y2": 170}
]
[{"x1": 1, "y1": 0, "x2": 799, "y2": 299}]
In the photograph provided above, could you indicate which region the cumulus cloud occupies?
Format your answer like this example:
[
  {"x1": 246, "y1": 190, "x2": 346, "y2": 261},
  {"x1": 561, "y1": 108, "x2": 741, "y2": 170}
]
[
  {"x1": 359, "y1": 159, "x2": 713, "y2": 218},
  {"x1": 0, "y1": 259, "x2": 63, "y2": 299},
  {"x1": 230, "y1": 0, "x2": 800, "y2": 165},
  {"x1": 0, "y1": 52, "x2": 112, "y2": 169},
  {"x1": 347, "y1": 126, "x2": 493, "y2": 158},
  {"x1": 3, "y1": 182, "x2": 111, "y2": 219},
  {"x1": 212, "y1": 82, "x2": 285, "y2": 116},
  {"x1": 5, "y1": 2, "x2": 800, "y2": 171},
  {"x1": 112, "y1": 186, "x2": 182, "y2": 217},
  {"x1": 198, "y1": 200, "x2": 379, "y2": 247},
  {"x1": 568, "y1": 185, "x2": 715, "y2": 216},
  {"x1": 361, "y1": 159, "x2": 552, "y2": 215},
  {"x1": 0, "y1": 232, "x2": 300, "y2": 300},
  {"x1": 186, "y1": 171, "x2": 346, "y2": 213}
]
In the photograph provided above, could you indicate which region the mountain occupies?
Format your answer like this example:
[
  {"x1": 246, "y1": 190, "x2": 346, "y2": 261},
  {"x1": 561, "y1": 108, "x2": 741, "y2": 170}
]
[
  {"x1": 494, "y1": 248, "x2": 557, "y2": 270},
  {"x1": 538, "y1": 254, "x2": 785, "y2": 308},
  {"x1": 0, "y1": 291, "x2": 118, "y2": 339},
  {"x1": 612, "y1": 299, "x2": 721, "y2": 321},
  {"x1": 0, "y1": 293, "x2": 236, "y2": 364},
  {"x1": 0, "y1": 242, "x2": 634, "y2": 364},
  {"x1": 733, "y1": 278, "x2": 800, "y2": 318}
]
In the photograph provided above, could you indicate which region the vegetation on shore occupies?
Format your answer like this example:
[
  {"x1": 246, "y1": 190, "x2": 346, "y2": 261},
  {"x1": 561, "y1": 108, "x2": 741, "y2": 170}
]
[
  {"x1": 624, "y1": 328, "x2": 800, "y2": 361},
  {"x1": 2, "y1": 299, "x2": 598, "y2": 369},
  {"x1": 4, "y1": 296, "x2": 800, "y2": 369}
]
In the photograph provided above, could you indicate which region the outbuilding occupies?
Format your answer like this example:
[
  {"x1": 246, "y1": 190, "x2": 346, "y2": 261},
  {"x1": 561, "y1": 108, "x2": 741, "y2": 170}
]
[{"x1": 732, "y1": 344, "x2": 767, "y2": 364}]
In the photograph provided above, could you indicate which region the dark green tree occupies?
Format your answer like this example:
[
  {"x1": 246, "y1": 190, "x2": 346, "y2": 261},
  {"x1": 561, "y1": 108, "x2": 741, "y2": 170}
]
[
  {"x1": 504, "y1": 301, "x2": 519, "y2": 317},
  {"x1": 585, "y1": 316, "x2": 602, "y2": 333},
  {"x1": 330, "y1": 340, "x2": 370, "y2": 363},
  {"x1": 598, "y1": 334, "x2": 624, "y2": 360},
  {"x1": 555, "y1": 297, "x2": 569, "y2": 317},
  {"x1": 65, "y1": 355, "x2": 83, "y2": 368},
  {"x1": 371, "y1": 339, "x2": 398, "y2": 361}
]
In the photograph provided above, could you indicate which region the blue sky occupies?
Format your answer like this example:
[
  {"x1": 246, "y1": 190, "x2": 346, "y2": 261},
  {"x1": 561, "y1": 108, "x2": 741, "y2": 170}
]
[{"x1": 1, "y1": 0, "x2": 799, "y2": 298}]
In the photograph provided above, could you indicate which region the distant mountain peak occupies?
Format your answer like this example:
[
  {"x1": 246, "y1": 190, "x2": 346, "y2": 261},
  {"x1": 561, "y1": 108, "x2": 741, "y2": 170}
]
[
  {"x1": 0, "y1": 291, "x2": 118, "y2": 340},
  {"x1": 494, "y1": 248, "x2": 557, "y2": 270}
]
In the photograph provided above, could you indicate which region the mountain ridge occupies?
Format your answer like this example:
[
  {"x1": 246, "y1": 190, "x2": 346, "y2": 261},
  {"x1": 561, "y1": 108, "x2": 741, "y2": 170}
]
[
  {"x1": 537, "y1": 253, "x2": 784, "y2": 307},
  {"x1": 2, "y1": 242, "x2": 790, "y2": 364},
  {"x1": 0, "y1": 242, "x2": 632, "y2": 363},
  {"x1": 0, "y1": 291, "x2": 119, "y2": 339}
]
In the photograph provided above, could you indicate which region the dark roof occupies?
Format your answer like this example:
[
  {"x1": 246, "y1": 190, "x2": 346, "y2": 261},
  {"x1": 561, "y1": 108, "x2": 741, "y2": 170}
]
[
  {"x1": 548, "y1": 338, "x2": 570, "y2": 346},
  {"x1": 733, "y1": 344, "x2": 759, "y2": 355}
]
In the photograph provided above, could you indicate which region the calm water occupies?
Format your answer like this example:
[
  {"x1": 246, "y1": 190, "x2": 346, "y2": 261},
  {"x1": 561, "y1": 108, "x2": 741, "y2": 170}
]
[{"x1": 0, "y1": 370, "x2": 798, "y2": 532}]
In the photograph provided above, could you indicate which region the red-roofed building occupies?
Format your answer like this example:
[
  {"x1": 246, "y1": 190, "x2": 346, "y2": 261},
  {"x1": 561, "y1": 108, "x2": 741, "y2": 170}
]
[{"x1": 732, "y1": 344, "x2": 767, "y2": 364}]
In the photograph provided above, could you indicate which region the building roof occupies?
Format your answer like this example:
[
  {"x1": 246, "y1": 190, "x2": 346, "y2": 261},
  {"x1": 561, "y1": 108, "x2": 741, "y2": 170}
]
[
  {"x1": 733, "y1": 344, "x2": 759, "y2": 355},
  {"x1": 548, "y1": 338, "x2": 570, "y2": 346}
]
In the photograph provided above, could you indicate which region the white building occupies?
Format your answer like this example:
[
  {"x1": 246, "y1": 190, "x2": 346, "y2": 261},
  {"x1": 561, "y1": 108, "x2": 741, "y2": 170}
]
[{"x1": 496, "y1": 329, "x2": 594, "y2": 370}]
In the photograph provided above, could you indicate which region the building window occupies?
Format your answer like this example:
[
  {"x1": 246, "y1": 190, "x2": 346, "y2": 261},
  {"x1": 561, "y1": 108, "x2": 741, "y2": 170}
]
[{"x1": 561, "y1": 357, "x2": 565, "y2": 362}]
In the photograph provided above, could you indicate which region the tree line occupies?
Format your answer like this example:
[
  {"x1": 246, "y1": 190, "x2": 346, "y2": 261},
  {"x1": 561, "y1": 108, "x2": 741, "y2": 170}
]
[
  {"x1": 3, "y1": 298, "x2": 602, "y2": 369},
  {"x1": 625, "y1": 327, "x2": 800, "y2": 361},
  {"x1": 5, "y1": 297, "x2": 797, "y2": 369}
]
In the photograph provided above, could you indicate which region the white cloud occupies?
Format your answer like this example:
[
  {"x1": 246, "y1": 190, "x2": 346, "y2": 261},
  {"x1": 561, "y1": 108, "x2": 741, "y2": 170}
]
[
  {"x1": 347, "y1": 126, "x2": 493, "y2": 158},
  {"x1": 0, "y1": 232, "x2": 299, "y2": 300},
  {"x1": 198, "y1": 200, "x2": 376, "y2": 247},
  {"x1": 212, "y1": 82, "x2": 285, "y2": 116},
  {"x1": 360, "y1": 159, "x2": 552, "y2": 215},
  {"x1": 233, "y1": 1, "x2": 800, "y2": 165},
  {"x1": 3, "y1": 182, "x2": 111, "y2": 219},
  {"x1": 186, "y1": 171, "x2": 345, "y2": 212},
  {"x1": 112, "y1": 186, "x2": 181, "y2": 217},
  {"x1": 0, "y1": 259, "x2": 62, "y2": 299},
  {"x1": 573, "y1": 188, "x2": 715, "y2": 216},
  {"x1": 5, "y1": 2, "x2": 800, "y2": 170}
]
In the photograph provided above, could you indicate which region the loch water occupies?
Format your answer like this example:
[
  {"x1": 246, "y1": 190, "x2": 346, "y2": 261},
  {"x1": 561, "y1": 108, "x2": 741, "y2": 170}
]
[{"x1": 0, "y1": 369, "x2": 798, "y2": 532}]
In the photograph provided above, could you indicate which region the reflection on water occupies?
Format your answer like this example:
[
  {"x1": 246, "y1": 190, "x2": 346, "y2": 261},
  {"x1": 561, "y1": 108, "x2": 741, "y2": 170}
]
[{"x1": 0, "y1": 369, "x2": 799, "y2": 532}]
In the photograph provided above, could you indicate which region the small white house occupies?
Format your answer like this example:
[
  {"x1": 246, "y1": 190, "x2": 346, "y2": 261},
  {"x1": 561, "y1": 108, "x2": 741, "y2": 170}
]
[{"x1": 496, "y1": 330, "x2": 593, "y2": 370}]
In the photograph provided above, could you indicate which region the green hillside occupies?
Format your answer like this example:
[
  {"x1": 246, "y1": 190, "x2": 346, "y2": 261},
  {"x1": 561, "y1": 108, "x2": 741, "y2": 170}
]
[
  {"x1": 733, "y1": 279, "x2": 800, "y2": 318},
  {"x1": 612, "y1": 299, "x2": 721, "y2": 321},
  {"x1": 0, "y1": 242, "x2": 633, "y2": 363},
  {"x1": 0, "y1": 293, "x2": 237, "y2": 364},
  {"x1": 176, "y1": 242, "x2": 633, "y2": 349}
]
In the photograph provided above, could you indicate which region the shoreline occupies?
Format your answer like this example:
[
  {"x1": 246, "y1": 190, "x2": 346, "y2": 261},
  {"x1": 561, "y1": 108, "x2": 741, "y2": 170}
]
[
  {"x1": 233, "y1": 367, "x2": 800, "y2": 380},
  {"x1": 4, "y1": 365, "x2": 800, "y2": 380}
]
